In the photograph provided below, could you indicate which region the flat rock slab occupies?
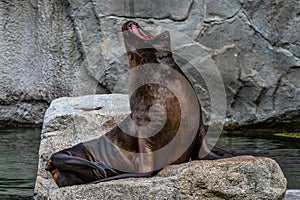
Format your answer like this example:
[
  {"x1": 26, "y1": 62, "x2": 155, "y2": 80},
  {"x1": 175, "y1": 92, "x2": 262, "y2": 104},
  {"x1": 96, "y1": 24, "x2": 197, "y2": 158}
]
[{"x1": 34, "y1": 94, "x2": 287, "y2": 199}]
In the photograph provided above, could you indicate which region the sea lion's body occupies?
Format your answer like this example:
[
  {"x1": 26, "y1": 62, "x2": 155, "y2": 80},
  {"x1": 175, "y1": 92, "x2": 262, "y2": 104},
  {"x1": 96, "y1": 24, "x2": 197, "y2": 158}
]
[{"x1": 46, "y1": 21, "x2": 228, "y2": 187}]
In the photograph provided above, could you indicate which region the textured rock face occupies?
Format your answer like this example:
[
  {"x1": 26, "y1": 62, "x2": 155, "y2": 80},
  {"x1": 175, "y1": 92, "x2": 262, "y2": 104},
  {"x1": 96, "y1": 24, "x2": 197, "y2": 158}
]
[
  {"x1": 36, "y1": 157, "x2": 287, "y2": 200},
  {"x1": 199, "y1": 0, "x2": 300, "y2": 124},
  {"x1": 0, "y1": 0, "x2": 299, "y2": 125},
  {"x1": 34, "y1": 94, "x2": 287, "y2": 199},
  {"x1": 34, "y1": 95, "x2": 287, "y2": 199},
  {"x1": 0, "y1": 0, "x2": 82, "y2": 125}
]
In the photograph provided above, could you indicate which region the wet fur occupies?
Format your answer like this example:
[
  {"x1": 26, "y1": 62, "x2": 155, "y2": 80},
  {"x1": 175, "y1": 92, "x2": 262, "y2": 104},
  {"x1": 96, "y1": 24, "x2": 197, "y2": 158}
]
[{"x1": 45, "y1": 21, "x2": 231, "y2": 187}]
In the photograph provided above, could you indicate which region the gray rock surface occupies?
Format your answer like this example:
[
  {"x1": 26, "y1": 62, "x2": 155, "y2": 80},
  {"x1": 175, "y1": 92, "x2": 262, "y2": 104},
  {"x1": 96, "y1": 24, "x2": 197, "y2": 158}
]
[
  {"x1": 285, "y1": 190, "x2": 300, "y2": 200},
  {"x1": 0, "y1": 0, "x2": 299, "y2": 125},
  {"x1": 36, "y1": 157, "x2": 287, "y2": 200},
  {"x1": 34, "y1": 94, "x2": 287, "y2": 199}
]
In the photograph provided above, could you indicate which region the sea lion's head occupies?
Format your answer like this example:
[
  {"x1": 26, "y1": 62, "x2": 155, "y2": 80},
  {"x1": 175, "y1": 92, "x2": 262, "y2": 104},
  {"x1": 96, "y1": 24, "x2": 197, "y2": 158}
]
[{"x1": 122, "y1": 21, "x2": 171, "y2": 68}]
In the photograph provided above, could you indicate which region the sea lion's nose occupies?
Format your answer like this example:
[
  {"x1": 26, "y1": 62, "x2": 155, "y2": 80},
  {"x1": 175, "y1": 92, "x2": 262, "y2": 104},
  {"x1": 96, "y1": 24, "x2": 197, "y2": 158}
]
[
  {"x1": 128, "y1": 21, "x2": 133, "y2": 27},
  {"x1": 127, "y1": 21, "x2": 137, "y2": 28}
]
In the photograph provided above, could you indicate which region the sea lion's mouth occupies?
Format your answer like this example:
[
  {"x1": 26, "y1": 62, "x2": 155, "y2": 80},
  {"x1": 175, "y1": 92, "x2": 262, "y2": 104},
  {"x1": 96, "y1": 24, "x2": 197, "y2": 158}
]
[{"x1": 124, "y1": 21, "x2": 154, "y2": 40}]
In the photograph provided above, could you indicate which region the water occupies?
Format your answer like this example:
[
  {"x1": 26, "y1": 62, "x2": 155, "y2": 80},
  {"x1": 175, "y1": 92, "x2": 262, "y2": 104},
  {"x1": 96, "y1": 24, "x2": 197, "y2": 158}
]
[
  {"x1": 0, "y1": 128, "x2": 40, "y2": 199},
  {"x1": 0, "y1": 128, "x2": 299, "y2": 199},
  {"x1": 215, "y1": 135, "x2": 300, "y2": 189}
]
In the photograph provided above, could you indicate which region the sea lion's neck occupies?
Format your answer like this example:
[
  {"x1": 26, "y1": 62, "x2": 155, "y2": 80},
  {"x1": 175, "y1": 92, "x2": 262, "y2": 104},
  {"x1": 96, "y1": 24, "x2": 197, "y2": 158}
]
[
  {"x1": 155, "y1": 51, "x2": 172, "y2": 60},
  {"x1": 154, "y1": 51, "x2": 184, "y2": 74}
]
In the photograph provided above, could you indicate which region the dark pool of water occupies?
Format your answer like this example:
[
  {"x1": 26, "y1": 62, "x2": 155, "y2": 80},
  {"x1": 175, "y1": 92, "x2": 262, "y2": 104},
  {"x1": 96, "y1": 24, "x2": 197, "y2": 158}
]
[
  {"x1": 215, "y1": 134, "x2": 300, "y2": 189},
  {"x1": 0, "y1": 128, "x2": 40, "y2": 199},
  {"x1": 0, "y1": 128, "x2": 299, "y2": 199}
]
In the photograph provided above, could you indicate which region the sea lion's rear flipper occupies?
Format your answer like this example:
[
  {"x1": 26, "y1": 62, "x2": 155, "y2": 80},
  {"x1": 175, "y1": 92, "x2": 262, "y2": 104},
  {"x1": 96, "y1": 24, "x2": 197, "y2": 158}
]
[
  {"x1": 49, "y1": 153, "x2": 111, "y2": 178},
  {"x1": 92, "y1": 161, "x2": 118, "y2": 175},
  {"x1": 46, "y1": 153, "x2": 121, "y2": 187}
]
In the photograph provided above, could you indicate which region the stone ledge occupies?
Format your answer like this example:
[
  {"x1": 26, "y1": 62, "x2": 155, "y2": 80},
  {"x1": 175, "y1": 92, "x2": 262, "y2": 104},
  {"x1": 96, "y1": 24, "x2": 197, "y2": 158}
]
[{"x1": 34, "y1": 94, "x2": 287, "y2": 199}]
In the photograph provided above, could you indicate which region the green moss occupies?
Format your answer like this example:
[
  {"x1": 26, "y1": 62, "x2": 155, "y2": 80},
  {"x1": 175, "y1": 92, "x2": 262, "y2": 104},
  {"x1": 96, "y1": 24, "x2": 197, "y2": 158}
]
[
  {"x1": 273, "y1": 133, "x2": 300, "y2": 139},
  {"x1": 223, "y1": 122, "x2": 241, "y2": 131},
  {"x1": 221, "y1": 118, "x2": 300, "y2": 137}
]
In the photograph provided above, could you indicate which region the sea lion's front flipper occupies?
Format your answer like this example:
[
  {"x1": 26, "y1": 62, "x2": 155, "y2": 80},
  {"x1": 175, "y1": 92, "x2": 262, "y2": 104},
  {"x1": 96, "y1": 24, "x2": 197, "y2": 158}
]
[
  {"x1": 191, "y1": 123, "x2": 232, "y2": 160},
  {"x1": 197, "y1": 138, "x2": 223, "y2": 160},
  {"x1": 138, "y1": 137, "x2": 155, "y2": 173},
  {"x1": 191, "y1": 128, "x2": 234, "y2": 160},
  {"x1": 207, "y1": 143, "x2": 234, "y2": 159}
]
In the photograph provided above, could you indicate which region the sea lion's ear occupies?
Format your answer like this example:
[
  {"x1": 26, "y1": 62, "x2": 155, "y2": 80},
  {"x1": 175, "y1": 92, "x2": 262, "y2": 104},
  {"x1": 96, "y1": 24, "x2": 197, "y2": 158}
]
[{"x1": 152, "y1": 31, "x2": 171, "y2": 51}]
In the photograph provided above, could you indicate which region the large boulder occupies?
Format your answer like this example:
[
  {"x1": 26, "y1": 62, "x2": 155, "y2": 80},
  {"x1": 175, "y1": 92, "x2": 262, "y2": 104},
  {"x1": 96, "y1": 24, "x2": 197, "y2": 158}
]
[
  {"x1": 34, "y1": 94, "x2": 287, "y2": 199},
  {"x1": 0, "y1": 0, "x2": 299, "y2": 126}
]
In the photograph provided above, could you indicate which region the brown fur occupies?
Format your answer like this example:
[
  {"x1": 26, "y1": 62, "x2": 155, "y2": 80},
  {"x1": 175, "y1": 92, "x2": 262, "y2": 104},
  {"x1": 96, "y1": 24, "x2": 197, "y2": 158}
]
[{"x1": 45, "y1": 21, "x2": 230, "y2": 187}]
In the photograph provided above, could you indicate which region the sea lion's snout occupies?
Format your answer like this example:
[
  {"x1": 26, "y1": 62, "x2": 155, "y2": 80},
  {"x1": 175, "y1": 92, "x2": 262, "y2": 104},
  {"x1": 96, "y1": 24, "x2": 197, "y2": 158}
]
[
  {"x1": 122, "y1": 21, "x2": 153, "y2": 40},
  {"x1": 122, "y1": 21, "x2": 139, "y2": 32},
  {"x1": 127, "y1": 21, "x2": 138, "y2": 29}
]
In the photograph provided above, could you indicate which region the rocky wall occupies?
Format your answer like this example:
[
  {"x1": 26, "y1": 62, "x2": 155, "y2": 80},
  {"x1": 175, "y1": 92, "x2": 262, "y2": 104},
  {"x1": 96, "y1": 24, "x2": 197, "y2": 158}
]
[{"x1": 0, "y1": 0, "x2": 299, "y2": 126}]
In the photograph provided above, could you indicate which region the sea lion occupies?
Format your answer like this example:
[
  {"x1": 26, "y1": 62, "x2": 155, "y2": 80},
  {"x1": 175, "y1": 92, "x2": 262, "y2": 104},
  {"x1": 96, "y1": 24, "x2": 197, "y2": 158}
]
[{"x1": 45, "y1": 21, "x2": 230, "y2": 187}]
